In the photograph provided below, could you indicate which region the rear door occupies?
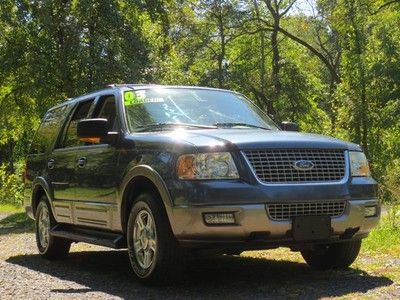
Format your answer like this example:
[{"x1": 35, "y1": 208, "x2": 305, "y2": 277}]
[
  {"x1": 26, "y1": 105, "x2": 71, "y2": 215},
  {"x1": 73, "y1": 94, "x2": 120, "y2": 230},
  {"x1": 49, "y1": 99, "x2": 95, "y2": 224}
]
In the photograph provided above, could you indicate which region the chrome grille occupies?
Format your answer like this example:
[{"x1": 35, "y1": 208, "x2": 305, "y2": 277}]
[
  {"x1": 267, "y1": 201, "x2": 346, "y2": 221},
  {"x1": 244, "y1": 149, "x2": 346, "y2": 183}
]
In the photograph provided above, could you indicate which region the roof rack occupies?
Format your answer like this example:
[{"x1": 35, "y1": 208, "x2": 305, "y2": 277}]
[
  {"x1": 105, "y1": 83, "x2": 129, "y2": 88},
  {"x1": 105, "y1": 83, "x2": 166, "y2": 90}
]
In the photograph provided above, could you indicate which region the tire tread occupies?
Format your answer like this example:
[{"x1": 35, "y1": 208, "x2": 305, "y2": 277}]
[
  {"x1": 127, "y1": 192, "x2": 184, "y2": 284},
  {"x1": 35, "y1": 197, "x2": 71, "y2": 260}
]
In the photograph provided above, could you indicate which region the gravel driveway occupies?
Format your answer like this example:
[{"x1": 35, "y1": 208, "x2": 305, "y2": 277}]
[{"x1": 0, "y1": 212, "x2": 398, "y2": 299}]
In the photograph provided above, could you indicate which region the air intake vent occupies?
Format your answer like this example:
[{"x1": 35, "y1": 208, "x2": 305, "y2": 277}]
[
  {"x1": 244, "y1": 149, "x2": 346, "y2": 183},
  {"x1": 267, "y1": 201, "x2": 346, "y2": 221}
]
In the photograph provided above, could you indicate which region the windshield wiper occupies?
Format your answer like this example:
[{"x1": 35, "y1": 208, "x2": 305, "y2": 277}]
[
  {"x1": 133, "y1": 122, "x2": 217, "y2": 132},
  {"x1": 213, "y1": 122, "x2": 271, "y2": 130}
]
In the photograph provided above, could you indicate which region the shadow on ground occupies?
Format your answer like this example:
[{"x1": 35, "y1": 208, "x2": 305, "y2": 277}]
[
  {"x1": 7, "y1": 249, "x2": 393, "y2": 299},
  {"x1": 0, "y1": 213, "x2": 34, "y2": 235}
]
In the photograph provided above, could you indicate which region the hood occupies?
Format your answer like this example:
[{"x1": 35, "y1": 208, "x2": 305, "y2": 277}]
[{"x1": 162, "y1": 129, "x2": 361, "y2": 151}]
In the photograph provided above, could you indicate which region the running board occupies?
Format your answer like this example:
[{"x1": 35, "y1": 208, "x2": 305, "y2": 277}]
[{"x1": 50, "y1": 225, "x2": 126, "y2": 249}]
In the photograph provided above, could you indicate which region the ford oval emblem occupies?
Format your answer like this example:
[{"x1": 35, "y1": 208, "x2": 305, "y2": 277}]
[{"x1": 293, "y1": 160, "x2": 315, "y2": 171}]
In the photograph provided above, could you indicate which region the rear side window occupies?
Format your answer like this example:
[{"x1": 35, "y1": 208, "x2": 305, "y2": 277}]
[
  {"x1": 30, "y1": 105, "x2": 69, "y2": 154},
  {"x1": 62, "y1": 100, "x2": 93, "y2": 148}
]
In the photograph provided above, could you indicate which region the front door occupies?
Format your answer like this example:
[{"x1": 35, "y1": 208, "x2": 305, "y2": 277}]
[{"x1": 73, "y1": 94, "x2": 120, "y2": 230}]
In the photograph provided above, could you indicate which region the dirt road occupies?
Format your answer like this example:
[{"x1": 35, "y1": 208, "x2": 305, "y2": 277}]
[{"x1": 0, "y1": 212, "x2": 398, "y2": 299}]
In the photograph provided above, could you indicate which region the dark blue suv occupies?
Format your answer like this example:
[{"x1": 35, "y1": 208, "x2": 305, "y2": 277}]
[{"x1": 24, "y1": 85, "x2": 380, "y2": 283}]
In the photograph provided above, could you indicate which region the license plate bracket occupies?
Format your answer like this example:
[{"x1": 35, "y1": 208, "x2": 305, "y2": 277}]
[{"x1": 292, "y1": 215, "x2": 331, "y2": 241}]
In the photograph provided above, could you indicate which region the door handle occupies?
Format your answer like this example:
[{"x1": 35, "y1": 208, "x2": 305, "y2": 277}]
[
  {"x1": 77, "y1": 157, "x2": 87, "y2": 168},
  {"x1": 47, "y1": 159, "x2": 55, "y2": 169}
]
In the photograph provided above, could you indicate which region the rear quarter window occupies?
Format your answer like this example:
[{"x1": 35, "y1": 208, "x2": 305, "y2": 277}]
[{"x1": 30, "y1": 105, "x2": 70, "y2": 154}]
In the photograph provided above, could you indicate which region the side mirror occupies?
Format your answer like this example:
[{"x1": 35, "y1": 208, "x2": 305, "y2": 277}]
[
  {"x1": 280, "y1": 121, "x2": 299, "y2": 132},
  {"x1": 77, "y1": 118, "x2": 109, "y2": 144}
]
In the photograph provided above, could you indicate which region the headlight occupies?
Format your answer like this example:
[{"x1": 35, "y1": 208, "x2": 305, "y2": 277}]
[
  {"x1": 349, "y1": 151, "x2": 371, "y2": 177},
  {"x1": 176, "y1": 152, "x2": 239, "y2": 179}
]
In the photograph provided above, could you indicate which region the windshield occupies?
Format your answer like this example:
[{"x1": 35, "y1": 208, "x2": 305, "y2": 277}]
[{"x1": 123, "y1": 88, "x2": 278, "y2": 132}]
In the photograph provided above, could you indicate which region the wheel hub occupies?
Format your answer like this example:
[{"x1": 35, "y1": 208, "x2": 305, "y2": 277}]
[
  {"x1": 38, "y1": 204, "x2": 50, "y2": 249},
  {"x1": 133, "y1": 209, "x2": 157, "y2": 269}
]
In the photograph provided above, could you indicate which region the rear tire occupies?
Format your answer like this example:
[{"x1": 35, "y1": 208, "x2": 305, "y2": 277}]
[
  {"x1": 301, "y1": 240, "x2": 361, "y2": 270},
  {"x1": 35, "y1": 196, "x2": 71, "y2": 259},
  {"x1": 127, "y1": 192, "x2": 184, "y2": 284}
]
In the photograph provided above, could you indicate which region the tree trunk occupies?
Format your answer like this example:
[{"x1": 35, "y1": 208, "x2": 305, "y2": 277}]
[
  {"x1": 8, "y1": 141, "x2": 14, "y2": 174},
  {"x1": 271, "y1": 18, "x2": 281, "y2": 103},
  {"x1": 347, "y1": 0, "x2": 368, "y2": 154},
  {"x1": 217, "y1": 9, "x2": 225, "y2": 89},
  {"x1": 253, "y1": 0, "x2": 276, "y2": 117},
  {"x1": 57, "y1": 0, "x2": 74, "y2": 96},
  {"x1": 329, "y1": 79, "x2": 337, "y2": 132}
]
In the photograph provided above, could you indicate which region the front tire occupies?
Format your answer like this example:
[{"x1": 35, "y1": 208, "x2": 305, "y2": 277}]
[
  {"x1": 35, "y1": 196, "x2": 71, "y2": 259},
  {"x1": 127, "y1": 192, "x2": 183, "y2": 284},
  {"x1": 301, "y1": 240, "x2": 362, "y2": 270}
]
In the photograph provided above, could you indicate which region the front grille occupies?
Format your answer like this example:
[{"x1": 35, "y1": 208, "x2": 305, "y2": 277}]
[
  {"x1": 244, "y1": 149, "x2": 346, "y2": 183},
  {"x1": 267, "y1": 201, "x2": 346, "y2": 221}
]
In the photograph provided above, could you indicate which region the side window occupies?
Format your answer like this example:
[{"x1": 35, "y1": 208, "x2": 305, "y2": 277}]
[
  {"x1": 93, "y1": 95, "x2": 118, "y2": 131},
  {"x1": 62, "y1": 100, "x2": 94, "y2": 148},
  {"x1": 30, "y1": 105, "x2": 70, "y2": 154}
]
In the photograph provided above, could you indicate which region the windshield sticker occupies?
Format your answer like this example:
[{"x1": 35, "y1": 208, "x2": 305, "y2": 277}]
[
  {"x1": 146, "y1": 97, "x2": 164, "y2": 103},
  {"x1": 124, "y1": 91, "x2": 138, "y2": 106},
  {"x1": 124, "y1": 91, "x2": 147, "y2": 106},
  {"x1": 124, "y1": 91, "x2": 165, "y2": 106}
]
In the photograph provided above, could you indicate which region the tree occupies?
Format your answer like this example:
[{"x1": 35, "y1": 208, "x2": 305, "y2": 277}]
[
  {"x1": 334, "y1": 0, "x2": 370, "y2": 153},
  {"x1": 0, "y1": 0, "x2": 400, "y2": 204}
]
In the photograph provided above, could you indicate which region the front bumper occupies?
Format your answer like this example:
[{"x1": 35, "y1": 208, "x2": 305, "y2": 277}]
[{"x1": 169, "y1": 198, "x2": 380, "y2": 249}]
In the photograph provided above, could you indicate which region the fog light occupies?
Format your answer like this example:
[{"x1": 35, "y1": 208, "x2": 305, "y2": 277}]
[
  {"x1": 203, "y1": 213, "x2": 235, "y2": 225},
  {"x1": 364, "y1": 206, "x2": 377, "y2": 217}
]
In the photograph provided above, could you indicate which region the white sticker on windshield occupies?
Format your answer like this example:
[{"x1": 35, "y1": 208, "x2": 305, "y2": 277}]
[{"x1": 145, "y1": 97, "x2": 164, "y2": 103}]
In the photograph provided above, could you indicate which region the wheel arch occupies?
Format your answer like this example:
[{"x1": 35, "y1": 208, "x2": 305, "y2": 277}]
[
  {"x1": 31, "y1": 177, "x2": 54, "y2": 217},
  {"x1": 119, "y1": 165, "x2": 174, "y2": 234}
]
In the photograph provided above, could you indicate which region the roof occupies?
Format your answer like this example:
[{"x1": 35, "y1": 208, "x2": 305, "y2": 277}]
[
  {"x1": 50, "y1": 84, "x2": 239, "y2": 111},
  {"x1": 105, "y1": 83, "x2": 234, "y2": 93}
]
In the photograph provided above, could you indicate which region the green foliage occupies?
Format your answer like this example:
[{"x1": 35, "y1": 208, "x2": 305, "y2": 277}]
[
  {"x1": 362, "y1": 207, "x2": 400, "y2": 252},
  {"x1": 384, "y1": 159, "x2": 400, "y2": 202},
  {"x1": 0, "y1": 164, "x2": 23, "y2": 206},
  {"x1": 0, "y1": 203, "x2": 24, "y2": 213},
  {"x1": 0, "y1": 0, "x2": 399, "y2": 205}
]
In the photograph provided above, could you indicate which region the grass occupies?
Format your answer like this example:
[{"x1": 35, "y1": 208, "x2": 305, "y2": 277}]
[
  {"x1": 0, "y1": 203, "x2": 24, "y2": 213},
  {"x1": 355, "y1": 215, "x2": 400, "y2": 287},
  {"x1": 0, "y1": 203, "x2": 34, "y2": 235},
  {"x1": 0, "y1": 213, "x2": 34, "y2": 235},
  {"x1": 362, "y1": 216, "x2": 400, "y2": 255}
]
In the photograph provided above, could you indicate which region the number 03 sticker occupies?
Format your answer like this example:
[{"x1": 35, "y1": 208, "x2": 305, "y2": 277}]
[{"x1": 124, "y1": 91, "x2": 141, "y2": 106}]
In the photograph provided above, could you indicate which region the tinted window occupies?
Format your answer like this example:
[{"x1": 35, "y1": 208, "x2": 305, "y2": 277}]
[
  {"x1": 30, "y1": 105, "x2": 69, "y2": 154},
  {"x1": 94, "y1": 95, "x2": 117, "y2": 131},
  {"x1": 62, "y1": 100, "x2": 93, "y2": 148}
]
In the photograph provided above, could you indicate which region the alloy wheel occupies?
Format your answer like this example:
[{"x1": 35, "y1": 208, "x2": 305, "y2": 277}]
[
  {"x1": 38, "y1": 204, "x2": 50, "y2": 249},
  {"x1": 133, "y1": 209, "x2": 157, "y2": 269}
]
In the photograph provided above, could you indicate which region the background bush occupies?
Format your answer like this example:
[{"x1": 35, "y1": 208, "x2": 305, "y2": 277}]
[
  {"x1": 0, "y1": 163, "x2": 24, "y2": 206},
  {"x1": 384, "y1": 159, "x2": 400, "y2": 203},
  {"x1": 0, "y1": 1, "x2": 399, "y2": 207}
]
